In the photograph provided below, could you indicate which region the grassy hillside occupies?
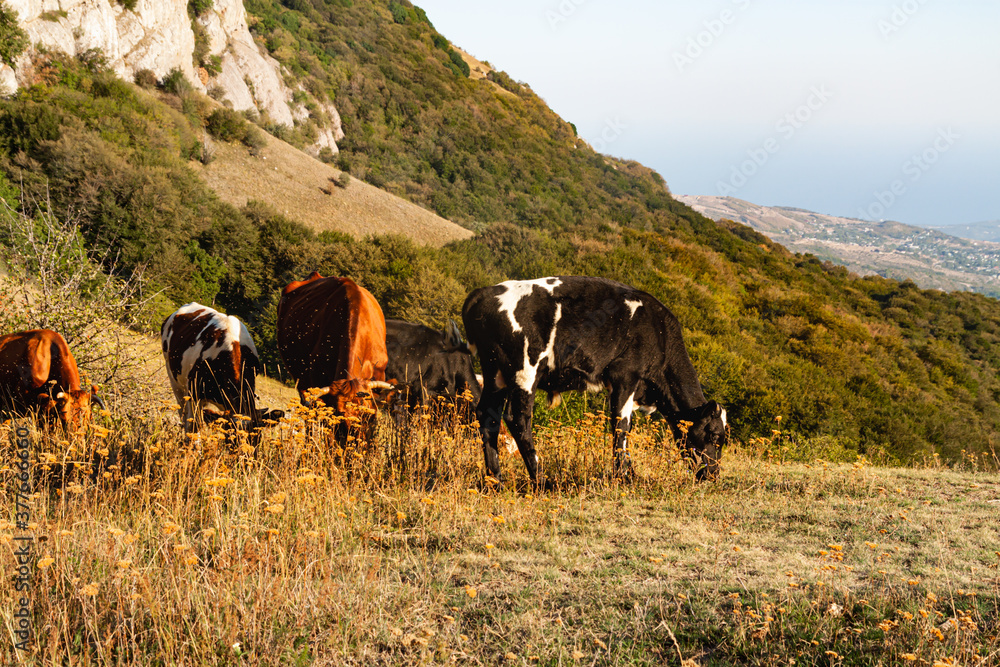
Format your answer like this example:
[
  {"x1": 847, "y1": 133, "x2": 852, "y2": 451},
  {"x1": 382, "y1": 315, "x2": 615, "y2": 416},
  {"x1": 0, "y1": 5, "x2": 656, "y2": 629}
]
[
  {"x1": 1, "y1": 415, "x2": 997, "y2": 665},
  {"x1": 2, "y1": 4, "x2": 1000, "y2": 465},
  {"x1": 195, "y1": 122, "x2": 471, "y2": 247}
]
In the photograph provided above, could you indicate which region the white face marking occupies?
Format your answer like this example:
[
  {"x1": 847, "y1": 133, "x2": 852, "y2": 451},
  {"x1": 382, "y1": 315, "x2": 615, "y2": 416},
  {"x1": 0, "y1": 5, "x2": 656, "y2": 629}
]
[
  {"x1": 495, "y1": 277, "x2": 562, "y2": 332},
  {"x1": 514, "y1": 303, "x2": 561, "y2": 392},
  {"x1": 721, "y1": 408, "x2": 727, "y2": 427},
  {"x1": 625, "y1": 299, "x2": 642, "y2": 318}
]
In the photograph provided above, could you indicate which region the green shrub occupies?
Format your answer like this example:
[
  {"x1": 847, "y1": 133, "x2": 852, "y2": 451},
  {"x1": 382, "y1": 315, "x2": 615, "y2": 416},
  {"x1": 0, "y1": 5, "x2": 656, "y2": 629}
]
[
  {"x1": 205, "y1": 107, "x2": 248, "y2": 142},
  {"x1": 487, "y1": 69, "x2": 520, "y2": 94},
  {"x1": 133, "y1": 68, "x2": 158, "y2": 89},
  {"x1": 388, "y1": 1, "x2": 410, "y2": 24},
  {"x1": 243, "y1": 123, "x2": 268, "y2": 153},
  {"x1": 448, "y1": 49, "x2": 470, "y2": 77},
  {"x1": 160, "y1": 67, "x2": 193, "y2": 95},
  {"x1": 188, "y1": 0, "x2": 213, "y2": 17}
]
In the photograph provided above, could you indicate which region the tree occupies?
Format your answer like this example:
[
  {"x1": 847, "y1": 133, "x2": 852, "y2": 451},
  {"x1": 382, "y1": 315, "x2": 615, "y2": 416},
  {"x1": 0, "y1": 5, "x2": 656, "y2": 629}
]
[
  {"x1": 0, "y1": 197, "x2": 161, "y2": 408},
  {"x1": 0, "y1": 1, "x2": 28, "y2": 69}
]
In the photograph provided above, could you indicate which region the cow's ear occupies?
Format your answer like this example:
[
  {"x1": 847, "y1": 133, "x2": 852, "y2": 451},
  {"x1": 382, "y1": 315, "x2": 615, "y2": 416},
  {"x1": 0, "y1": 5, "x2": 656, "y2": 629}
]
[
  {"x1": 699, "y1": 400, "x2": 719, "y2": 418},
  {"x1": 445, "y1": 319, "x2": 463, "y2": 349}
]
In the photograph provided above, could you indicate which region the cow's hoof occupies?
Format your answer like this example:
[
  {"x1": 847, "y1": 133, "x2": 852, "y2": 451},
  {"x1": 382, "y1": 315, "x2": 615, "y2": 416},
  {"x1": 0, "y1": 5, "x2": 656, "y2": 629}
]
[{"x1": 614, "y1": 463, "x2": 635, "y2": 483}]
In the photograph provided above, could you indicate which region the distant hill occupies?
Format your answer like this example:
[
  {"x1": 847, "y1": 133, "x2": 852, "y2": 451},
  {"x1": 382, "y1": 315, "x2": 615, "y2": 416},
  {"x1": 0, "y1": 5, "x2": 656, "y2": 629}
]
[
  {"x1": 932, "y1": 220, "x2": 1000, "y2": 243},
  {"x1": 677, "y1": 195, "x2": 1000, "y2": 297}
]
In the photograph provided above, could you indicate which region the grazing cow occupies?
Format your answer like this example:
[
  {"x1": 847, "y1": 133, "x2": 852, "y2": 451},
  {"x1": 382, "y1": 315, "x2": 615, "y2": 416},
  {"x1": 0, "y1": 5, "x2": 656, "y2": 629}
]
[
  {"x1": 385, "y1": 319, "x2": 481, "y2": 411},
  {"x1": 462, "y1": 276, "x2": 727, "y2": 484},
  {"x1": 161, "y1": 303, "x2": 282, "y2": 436},
  {"x1": 276, "y1": 272, "x2": 392, "y2": 430},
  {"x1": 0, "y1": 329, "x2": 104, "y2": 432}
]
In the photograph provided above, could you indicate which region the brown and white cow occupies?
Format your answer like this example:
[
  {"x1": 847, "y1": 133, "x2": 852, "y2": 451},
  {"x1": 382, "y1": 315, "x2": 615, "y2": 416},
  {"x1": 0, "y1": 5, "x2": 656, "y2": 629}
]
[
  {"x1": 276, "y1": 272, "x2": 392, "y2": 433},
  {"x1": 0, "y1": 329, "x2": 104, "y2": 432},
  {"x1": 161, "y1": 303, "x2": 282, "y2": 436}
]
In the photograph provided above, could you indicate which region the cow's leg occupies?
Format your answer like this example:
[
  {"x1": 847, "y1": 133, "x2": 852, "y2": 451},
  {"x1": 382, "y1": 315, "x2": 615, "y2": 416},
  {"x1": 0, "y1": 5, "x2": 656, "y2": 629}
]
[
  {"x1": 175, "y1": 388, "x2": 197, "y2": 433},
  {"x1": 476, "y1": 382, "x2": 508, "y2": 484},
  {"x1": 504, "y1": 388, "x2": 539, "y2": 484},
  {"x1": 609, "y1": 383, "x2": 639, "y2": 480}
]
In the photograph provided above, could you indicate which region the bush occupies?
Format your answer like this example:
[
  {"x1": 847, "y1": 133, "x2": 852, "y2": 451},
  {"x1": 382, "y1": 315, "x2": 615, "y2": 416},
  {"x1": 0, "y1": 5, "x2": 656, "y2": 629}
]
[
  {"x1": 447, "y1": 49, "x2": 470, "y2": 77},
  {"x1": 205, "y1": 107, "x2": 249, "y2": 142},
  {"x1": 388, "y1": 1, "x2": 410, "y2": 24},
  {"x1": 243, "y1": 123, "x2": 268, "y2": 153},
  {"x1": 133, "y1": 69, "x2": 158, "y2": 89},
  {"x1": 188, "y1": 0, "x2": 213, "y2": 17},
  {"x1": 0, "y1": 2, "x2": 29, "y2": 68},
  {"x1": 160, "y1": 67, "x2": 193, "y2": 95}
]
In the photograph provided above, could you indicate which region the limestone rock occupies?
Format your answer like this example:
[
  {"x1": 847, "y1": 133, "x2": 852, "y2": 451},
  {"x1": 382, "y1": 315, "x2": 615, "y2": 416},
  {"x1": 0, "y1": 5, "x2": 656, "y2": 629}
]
[{"x1": 7, "y1": 0, "x2": 341, "y2": 152}]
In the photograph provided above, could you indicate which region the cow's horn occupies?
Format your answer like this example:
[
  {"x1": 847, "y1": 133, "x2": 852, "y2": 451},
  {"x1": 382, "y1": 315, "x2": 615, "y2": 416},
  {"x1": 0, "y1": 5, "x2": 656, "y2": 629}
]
[
  {"x1": 369, "y1": 381, "x2": 394, "y2": 391},
  {"x1": 92, "y1": 393, "x2": 106, "y2": 411}
]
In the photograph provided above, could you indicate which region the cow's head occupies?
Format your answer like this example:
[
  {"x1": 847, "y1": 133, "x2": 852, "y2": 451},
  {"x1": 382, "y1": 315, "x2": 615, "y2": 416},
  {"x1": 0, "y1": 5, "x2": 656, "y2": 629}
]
[
  {"x1": 672, "y1": 401, "x2": 727, "y2": 481},
  {"x1": 37, "y1": 384, "x2": 104, "y2": 433},
  {"x1": 313, "y1": 380, "x2": 394, "y2": 431}
]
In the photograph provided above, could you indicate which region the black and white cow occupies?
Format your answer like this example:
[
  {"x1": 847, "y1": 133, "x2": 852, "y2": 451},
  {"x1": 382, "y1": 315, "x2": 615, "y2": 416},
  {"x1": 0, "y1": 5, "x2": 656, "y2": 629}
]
[
  {"x1": 385, "y1": 319, "x2": 482, "y2": 410},
  {"x1": 161, "y1": 303, "x2": 283, "y2": 438},
  {"x1": 462, "y1": 276, "x2": 727, "y2": 484}
]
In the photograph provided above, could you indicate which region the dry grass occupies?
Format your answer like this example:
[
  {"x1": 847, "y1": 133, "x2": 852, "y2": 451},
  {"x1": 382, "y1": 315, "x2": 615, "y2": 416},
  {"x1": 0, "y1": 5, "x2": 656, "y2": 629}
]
[
  {"x1": 1, "y1": 399, "x2": 998, "y2": 665},
  {"x1": 193, "y1": 133, "x2": 473, "y2": 247}
]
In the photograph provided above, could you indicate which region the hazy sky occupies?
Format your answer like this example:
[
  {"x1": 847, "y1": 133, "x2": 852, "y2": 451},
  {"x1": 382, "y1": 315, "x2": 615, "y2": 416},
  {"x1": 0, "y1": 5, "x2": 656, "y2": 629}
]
[{"x1": 414, "y1": 0, "x2": 999, "y2": 227}]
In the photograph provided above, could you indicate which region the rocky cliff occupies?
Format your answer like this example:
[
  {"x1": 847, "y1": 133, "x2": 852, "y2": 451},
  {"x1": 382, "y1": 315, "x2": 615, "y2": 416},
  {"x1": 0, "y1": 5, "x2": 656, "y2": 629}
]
[{"x1": 4, "y1": 0, "x2": 342, "y2": 153}]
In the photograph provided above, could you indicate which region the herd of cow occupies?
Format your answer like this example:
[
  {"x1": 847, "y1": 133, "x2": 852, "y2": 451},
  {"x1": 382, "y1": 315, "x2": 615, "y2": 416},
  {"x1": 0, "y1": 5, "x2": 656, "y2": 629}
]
[{"x1": 0, "y1": 272, "x2": 727, "y2": 483}]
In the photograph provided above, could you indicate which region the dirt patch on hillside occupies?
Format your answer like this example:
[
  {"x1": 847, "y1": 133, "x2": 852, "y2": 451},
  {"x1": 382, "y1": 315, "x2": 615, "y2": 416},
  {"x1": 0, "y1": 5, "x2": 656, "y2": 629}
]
[{"x1": 194, "y1": 134, "x2": 473, "y2": 247}]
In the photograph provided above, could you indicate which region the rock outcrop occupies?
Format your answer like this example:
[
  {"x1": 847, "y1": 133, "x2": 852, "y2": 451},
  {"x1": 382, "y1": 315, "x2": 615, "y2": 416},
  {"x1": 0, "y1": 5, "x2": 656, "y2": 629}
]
[{"x1": 6, "y1": 0, "x2": 340, "y2": 152}]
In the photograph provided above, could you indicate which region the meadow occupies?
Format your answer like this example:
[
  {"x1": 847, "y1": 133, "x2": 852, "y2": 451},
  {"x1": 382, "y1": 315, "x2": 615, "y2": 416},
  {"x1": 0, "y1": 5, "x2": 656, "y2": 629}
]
[{"x1": 2, "y1": 396, "x2": 998, "y2": 666}]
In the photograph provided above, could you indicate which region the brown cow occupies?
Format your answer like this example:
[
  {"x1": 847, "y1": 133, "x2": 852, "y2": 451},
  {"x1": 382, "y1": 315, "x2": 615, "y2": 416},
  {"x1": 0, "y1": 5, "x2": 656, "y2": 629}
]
[
  {"x1": 277, "y1": 272, "x2": 392, "y2": 431},
  {"x1": 0, "y1": 329, "x2": 104, "y2": 432}
]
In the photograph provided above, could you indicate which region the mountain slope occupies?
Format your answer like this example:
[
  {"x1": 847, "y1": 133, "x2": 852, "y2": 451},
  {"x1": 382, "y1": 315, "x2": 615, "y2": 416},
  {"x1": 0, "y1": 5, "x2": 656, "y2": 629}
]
[
  {"x1": 679, "y1": 195, "x2": 1000, "y2": 297},
  {"x1": 194, "y1": 130, "x2": 471, "y2": 246}
]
